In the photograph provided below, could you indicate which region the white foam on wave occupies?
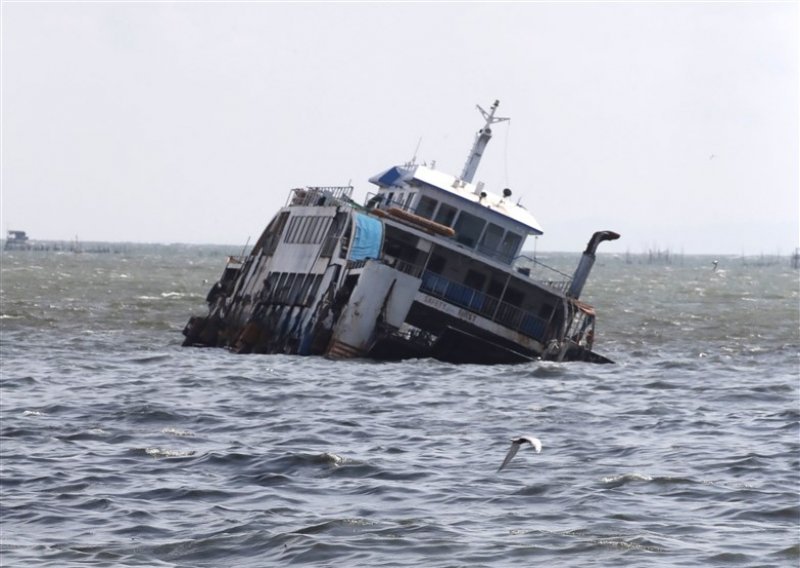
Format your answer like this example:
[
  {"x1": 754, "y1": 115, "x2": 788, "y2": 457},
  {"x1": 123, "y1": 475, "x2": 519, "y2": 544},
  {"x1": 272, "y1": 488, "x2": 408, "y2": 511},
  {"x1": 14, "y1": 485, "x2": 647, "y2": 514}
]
[
  {"x1": 145, "y1": 447, "x2": 196, "y2": 458},
  {"x1": 592, "y1": 537, "x2": 665, "y2": 553},
  {"x1": 161, "y1": 427, "x2": 194, "y2": 437},
  {"x1": 602, "y1": 472, "x2": 653, "y2": 484},
  {"x1": 321, "y1": 452, "x2": 346, "y2": 466},
  {"x1": 160, "y1": 292, "x2": 186, "y2": 298}
]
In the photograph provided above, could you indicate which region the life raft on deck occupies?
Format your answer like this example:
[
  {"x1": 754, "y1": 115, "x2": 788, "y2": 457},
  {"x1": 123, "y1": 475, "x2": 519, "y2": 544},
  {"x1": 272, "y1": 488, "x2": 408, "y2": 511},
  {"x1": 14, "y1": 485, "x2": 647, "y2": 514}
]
[{"x1": 371, "y1": 207, "x2": 456, "y2": 237}]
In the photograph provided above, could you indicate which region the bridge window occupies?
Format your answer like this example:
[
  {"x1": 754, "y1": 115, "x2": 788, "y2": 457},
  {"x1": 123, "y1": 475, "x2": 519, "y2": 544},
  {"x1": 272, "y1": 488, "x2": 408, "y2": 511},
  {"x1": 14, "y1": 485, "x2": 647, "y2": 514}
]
[
  {"x1": 500, "y1": 231, "x2": 522, "y2": 258},
  {"x1": 434, "y1": 203, "x2": 458, "y2": 227},
  {"x1": 416, "y1": 196, "x2": 438, "y2": 219},
  {"x1": 479, "y1": 223, "x2": 504, "y2": 253},
  {"x1": 453, "y1": 211, "x2": 486, "y2": 248}
]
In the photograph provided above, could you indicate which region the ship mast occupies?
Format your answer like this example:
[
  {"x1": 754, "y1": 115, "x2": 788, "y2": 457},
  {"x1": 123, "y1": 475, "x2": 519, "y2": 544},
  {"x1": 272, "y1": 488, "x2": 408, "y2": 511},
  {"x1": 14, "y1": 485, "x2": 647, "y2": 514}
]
[{"x1": 460, "y1": 99, "x2": 509, "y2": 183}]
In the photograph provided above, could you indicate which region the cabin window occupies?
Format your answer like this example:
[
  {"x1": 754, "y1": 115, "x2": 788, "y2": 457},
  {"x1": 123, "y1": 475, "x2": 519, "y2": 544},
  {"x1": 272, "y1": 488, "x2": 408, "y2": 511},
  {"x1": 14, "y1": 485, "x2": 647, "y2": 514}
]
[
  {"x1": 384, "y1": 238, "x2": 403, "y2": 258},
  {"x1": 453, "y1": 211, "x2": 486, "y2": 248},
  {"x1": 464, "y1": 270, "x2": 486, "y2": 291},
  {"x1": 487, "y1": 278, "x2": 505, "y2": 298},
  {"x1": 434, "y1": 203, "x2": 458, "y2": 227},
  {"x1": 416, "y1": 196, "x2": 438, "y2": 220},
  {"x1": 538, "y1": 303, "x2": 555, "y2": 320},
  {"x1": 404, "y1": 192, "x2": 416, "y2": 209},
  {"x1": 500, "y1": 231, "x2": 523, "y2": 258},
  {"x1": 427, "y1": 254, "x2": 446, "y2": 274},
  {"x1": 479, "y1": 223, "x2": 504, "y2": 254},
  {"x1": 503, "y1": 287, "x2": 524, "y2": 307}
]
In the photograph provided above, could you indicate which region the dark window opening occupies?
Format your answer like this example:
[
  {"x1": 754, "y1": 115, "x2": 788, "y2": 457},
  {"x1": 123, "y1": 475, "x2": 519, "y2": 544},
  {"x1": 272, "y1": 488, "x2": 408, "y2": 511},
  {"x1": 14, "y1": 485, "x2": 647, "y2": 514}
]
[
  {"x1": 434, "y1": 203, "x2": 458, "y2": 227},
  {"x1": 538, "y1": 303, "x2": 555, "y2": 319},
  {"x1": 487, "y1": 278, "x2": 505, "y2": 298},
  {"x1": 500, "y1": 232, "x2": 523, "y2": 258},
  {"x1": 453, "y1": 211, "x2": 487, "y2": 248},
  {"x1": 464, "y1": 269, "x2": 486, "y2": 291},
  {"x1": 479, "y1": 223, "x2": 504, "y2": 253},
  {"x1": 416, "y1": 196, "x2": 438, "y2": 219},
  {"x1": 427, "y1": 254, "x2": 446, "y2": 274},
  {"x1": 503, "y1": 288, "x2": 524, "y2": 307}
]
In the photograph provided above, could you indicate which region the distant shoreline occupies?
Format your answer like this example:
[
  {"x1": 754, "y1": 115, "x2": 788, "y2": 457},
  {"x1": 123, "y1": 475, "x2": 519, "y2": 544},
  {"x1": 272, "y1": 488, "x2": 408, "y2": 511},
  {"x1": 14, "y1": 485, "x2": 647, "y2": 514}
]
[{"x1": 1, "y1": 239, "x2": 797, "y2": 263}]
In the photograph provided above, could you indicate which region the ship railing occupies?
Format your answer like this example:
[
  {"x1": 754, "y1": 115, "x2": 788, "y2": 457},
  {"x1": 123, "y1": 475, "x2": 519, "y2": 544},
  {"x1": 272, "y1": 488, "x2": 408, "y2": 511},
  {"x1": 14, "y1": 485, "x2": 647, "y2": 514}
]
[
  {"x1": 364, "y1": 192, "x2": 416, "y2": 212},
  {"x1": 346, "y1": 259, "x2": 369, "y2": 270},
  {"x1": 287, "y1": 186, "x2": 354, "y2": 207},
  {"x1": 513, "y1": 255, "x2": 573, "y2": 293},
  {"x1": 345, "y1": 258, "x2": 425, "y2": 278},
  {"x1": 475, "y1": 243, "x2": 515, "y2": 264},
  {"x1": 393, "y1": 259, "x2": 425, "y2": 278},
  {"x1": 419, "y1": 270, "x2": 548, "y2": 341}
]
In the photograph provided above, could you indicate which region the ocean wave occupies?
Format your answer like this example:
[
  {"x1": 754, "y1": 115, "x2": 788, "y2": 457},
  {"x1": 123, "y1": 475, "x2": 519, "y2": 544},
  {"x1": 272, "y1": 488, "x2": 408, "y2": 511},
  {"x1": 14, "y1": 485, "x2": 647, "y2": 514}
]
[
  {"x1": 143, "y1": 447, "x2": 197, "y2": 458},
  {"x1": 1, "y1": 250, "x2": 798, "y2": 567}
]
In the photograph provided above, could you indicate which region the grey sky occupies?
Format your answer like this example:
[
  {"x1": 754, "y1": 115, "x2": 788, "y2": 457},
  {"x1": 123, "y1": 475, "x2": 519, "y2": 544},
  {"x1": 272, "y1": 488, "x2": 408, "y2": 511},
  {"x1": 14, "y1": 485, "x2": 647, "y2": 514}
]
[{"x1": 2, "y1": 1, "x2": 797, "y2": 254}]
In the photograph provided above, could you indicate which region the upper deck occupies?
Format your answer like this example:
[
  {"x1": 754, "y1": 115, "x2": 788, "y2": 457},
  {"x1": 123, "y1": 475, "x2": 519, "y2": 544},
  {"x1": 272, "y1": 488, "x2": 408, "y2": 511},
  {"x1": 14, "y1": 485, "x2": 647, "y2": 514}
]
[
  {"x1": 370, "y1": 164, "x2": 543, "y2": 234},
  {"x1": 366, "y1": 163, "x2": 542, "y2": 266},
  {"x1": 364, "y1": 100, "x2": 544, "y2": 267}
]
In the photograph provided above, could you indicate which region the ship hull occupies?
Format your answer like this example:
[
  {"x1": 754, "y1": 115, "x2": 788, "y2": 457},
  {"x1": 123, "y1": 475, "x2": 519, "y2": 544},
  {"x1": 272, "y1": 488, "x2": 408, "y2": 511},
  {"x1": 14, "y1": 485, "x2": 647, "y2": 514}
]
[
  {"x1": 182, "y1": 102, "x2": 618, "y2": 365},
  {"x1": 183, "y1": 195, "x2": 612, "y2": 364}
]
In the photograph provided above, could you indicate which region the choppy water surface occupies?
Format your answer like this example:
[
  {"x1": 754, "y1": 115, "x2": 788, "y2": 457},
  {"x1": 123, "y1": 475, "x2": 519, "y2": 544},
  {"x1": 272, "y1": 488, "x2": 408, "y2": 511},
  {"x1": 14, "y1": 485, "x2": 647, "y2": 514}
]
[{"x1": 1, "y1": 246, "x2": 798, "y2": 567}]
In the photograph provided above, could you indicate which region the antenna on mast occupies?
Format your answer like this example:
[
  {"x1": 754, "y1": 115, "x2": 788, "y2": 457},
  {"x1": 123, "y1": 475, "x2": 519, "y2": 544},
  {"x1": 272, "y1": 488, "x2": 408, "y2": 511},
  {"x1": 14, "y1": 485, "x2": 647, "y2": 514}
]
[
  {"x1": 410, "y1": 137, "x2": 423, "y2": 165},
  {"x1": 460, "y1": 99, "x2": 509, "y2": 184}
]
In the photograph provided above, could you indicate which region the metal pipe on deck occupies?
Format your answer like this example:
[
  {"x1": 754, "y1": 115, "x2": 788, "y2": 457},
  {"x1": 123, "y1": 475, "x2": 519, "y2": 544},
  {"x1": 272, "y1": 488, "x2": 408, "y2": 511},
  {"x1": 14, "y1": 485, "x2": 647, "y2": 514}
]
[{"x1": 567, "y1": 231, "x2": 620, "y2": 300}]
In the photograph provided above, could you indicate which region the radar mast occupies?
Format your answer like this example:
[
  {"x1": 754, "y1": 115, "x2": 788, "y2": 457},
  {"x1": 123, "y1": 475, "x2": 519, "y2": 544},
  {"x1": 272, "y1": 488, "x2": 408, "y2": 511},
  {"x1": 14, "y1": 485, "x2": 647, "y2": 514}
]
[{"x1": 460, "y1": 100, "x2": 509, "y2": 183}]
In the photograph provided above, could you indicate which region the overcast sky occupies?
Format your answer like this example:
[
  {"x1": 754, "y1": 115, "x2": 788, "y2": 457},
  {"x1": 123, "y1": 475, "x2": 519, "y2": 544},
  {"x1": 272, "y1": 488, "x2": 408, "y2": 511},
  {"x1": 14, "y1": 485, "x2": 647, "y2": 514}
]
[{"x1": 2, "y1": 1, "x2": 797, "y2": 255}]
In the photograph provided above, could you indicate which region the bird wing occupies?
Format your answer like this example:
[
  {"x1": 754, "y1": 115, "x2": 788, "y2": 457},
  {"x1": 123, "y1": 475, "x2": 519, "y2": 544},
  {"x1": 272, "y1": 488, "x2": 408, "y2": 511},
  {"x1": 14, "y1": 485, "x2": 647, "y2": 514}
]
[
  {"x1": 497, "y1": 441, "x2": 521, "y2": 472},
  {"x1": 521, "y1": 436, "x2": 542, "y2": 453}
]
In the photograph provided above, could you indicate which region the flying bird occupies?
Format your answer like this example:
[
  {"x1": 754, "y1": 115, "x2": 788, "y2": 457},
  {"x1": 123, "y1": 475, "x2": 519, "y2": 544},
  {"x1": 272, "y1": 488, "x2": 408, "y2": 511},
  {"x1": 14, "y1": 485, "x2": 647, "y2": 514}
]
[{"x1": 497, "y1": 436, "x2": 542, "y2": 472}]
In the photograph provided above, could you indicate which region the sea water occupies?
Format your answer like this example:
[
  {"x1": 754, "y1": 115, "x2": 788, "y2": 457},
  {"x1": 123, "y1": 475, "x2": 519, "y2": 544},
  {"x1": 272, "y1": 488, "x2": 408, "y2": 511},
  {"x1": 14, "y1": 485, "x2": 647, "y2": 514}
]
[{"x1": 1, "y1": 245, "x2": 798, "y2": 567}]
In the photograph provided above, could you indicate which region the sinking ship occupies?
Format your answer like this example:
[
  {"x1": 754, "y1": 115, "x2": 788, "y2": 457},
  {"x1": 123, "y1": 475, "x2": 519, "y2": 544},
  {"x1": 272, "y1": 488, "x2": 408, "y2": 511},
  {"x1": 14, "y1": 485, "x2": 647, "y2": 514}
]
[{"x1": 183, "y1": 101, "x2": 619, "y2": 364}]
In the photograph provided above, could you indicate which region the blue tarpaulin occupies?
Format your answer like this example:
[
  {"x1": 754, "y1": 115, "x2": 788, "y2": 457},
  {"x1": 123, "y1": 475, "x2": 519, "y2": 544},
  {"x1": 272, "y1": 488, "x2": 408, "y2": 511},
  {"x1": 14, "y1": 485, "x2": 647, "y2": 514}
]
[{"x1": 349, "y1": 213, "x2": 383, "y2": 261}]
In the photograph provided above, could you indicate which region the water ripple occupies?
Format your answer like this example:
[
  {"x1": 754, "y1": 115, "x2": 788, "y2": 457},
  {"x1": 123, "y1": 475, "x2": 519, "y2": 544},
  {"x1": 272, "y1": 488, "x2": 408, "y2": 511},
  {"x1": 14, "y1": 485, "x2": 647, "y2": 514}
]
[{"x1": 1, "y1": 250, "x2": 797, "y2": 567}]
